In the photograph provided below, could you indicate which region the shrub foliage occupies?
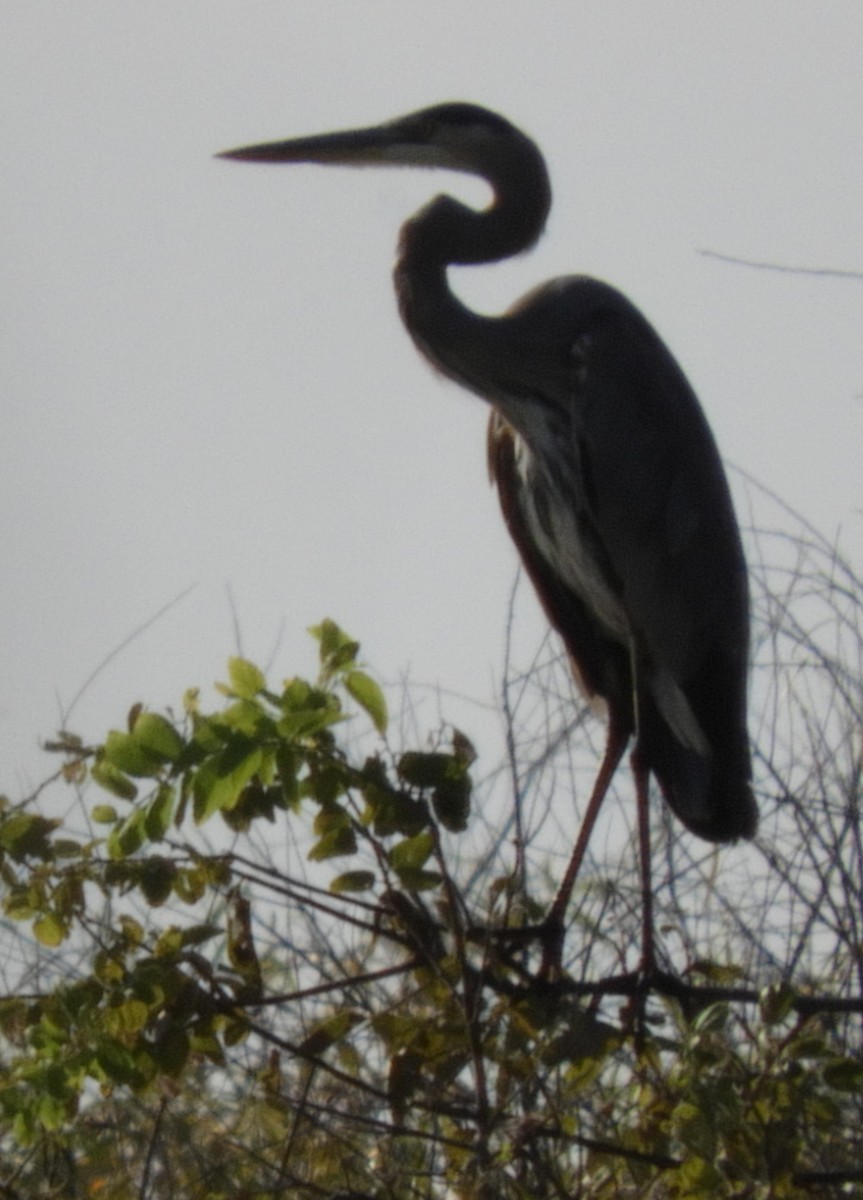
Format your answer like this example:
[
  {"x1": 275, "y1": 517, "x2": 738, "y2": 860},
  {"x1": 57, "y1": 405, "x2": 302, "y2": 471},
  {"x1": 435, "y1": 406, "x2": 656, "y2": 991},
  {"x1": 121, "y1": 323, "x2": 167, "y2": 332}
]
[{"x1": 2, "y1": 506, "x2": 863, "y2": 1198}]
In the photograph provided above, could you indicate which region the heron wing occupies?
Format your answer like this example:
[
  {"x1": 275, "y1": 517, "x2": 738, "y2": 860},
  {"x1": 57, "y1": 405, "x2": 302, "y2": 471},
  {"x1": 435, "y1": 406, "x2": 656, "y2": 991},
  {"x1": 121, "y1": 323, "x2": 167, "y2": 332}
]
[
  {"x1": 563, "y1": 289, "x2": 749, "y2": 693},
  {"x1": 553, "y1": 282, "x2": 754, "y2": 837}
]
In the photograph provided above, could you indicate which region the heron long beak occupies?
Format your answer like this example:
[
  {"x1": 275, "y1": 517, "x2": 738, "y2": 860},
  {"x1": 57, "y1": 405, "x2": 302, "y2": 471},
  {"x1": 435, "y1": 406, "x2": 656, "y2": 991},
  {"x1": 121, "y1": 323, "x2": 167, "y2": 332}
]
[
  {"x1": 217, "y1": 114, "x2": 456, "y2": 171},
  {"x1": 217, "y1": 125, "x2": 399, "y2": 167}
]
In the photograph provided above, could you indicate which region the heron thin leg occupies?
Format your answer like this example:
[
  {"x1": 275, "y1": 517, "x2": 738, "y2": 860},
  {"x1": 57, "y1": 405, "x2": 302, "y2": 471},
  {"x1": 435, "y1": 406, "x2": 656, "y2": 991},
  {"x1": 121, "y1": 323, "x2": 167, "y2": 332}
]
[
  {"x1": 540, "y1": 717, "x2": 630, "y2": 975},
  {"x1": 627, "y1": 646, "x2": 655, "y2": 977},
  {"x1": 632, "y1": 747, "x2": 655, "y2": 975}
]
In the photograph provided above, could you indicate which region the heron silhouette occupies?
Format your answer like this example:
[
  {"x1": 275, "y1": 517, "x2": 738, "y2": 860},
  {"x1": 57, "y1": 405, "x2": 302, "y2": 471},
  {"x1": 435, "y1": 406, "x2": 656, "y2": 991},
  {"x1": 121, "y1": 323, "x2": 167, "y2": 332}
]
[{"x1": 220, "y1": 103, "x2": 756, "y2": 971}]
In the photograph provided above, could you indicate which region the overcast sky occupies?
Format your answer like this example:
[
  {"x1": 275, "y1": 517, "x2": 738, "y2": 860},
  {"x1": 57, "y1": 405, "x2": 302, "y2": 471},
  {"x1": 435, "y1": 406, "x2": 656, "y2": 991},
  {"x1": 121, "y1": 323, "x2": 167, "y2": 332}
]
[{"x1": 3, "y1": 3, "x2": 862, "y2": 802}]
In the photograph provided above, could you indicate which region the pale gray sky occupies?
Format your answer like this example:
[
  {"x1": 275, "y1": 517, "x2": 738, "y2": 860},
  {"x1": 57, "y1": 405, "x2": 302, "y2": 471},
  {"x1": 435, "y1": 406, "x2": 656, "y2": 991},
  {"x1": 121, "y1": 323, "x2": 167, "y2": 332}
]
[{"x1": 3, "y1": 3, "x2": 862, "y2": 797}]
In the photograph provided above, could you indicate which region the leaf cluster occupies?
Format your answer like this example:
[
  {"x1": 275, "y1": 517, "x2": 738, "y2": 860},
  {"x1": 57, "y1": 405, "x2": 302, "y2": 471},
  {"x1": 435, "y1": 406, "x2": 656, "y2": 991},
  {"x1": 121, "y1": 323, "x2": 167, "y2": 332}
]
[{"x1": 0, "y1": 618, "x2": 862, "y2": 1198}]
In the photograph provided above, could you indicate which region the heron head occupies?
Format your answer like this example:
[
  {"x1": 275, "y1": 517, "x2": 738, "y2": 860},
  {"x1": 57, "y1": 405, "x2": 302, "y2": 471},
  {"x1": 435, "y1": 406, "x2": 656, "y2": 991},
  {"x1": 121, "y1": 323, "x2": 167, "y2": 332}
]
[{"x1": 218, "y1": 102, "x2": 543, "y2": 188}]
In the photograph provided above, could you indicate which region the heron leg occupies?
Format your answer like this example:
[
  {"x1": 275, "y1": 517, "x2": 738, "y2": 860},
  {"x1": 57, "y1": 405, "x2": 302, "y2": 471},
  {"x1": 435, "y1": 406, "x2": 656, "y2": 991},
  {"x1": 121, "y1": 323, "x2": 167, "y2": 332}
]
[
  {"x1": 631, "y1": 744, "x2": 655, "y2": 976},
  {"x1": 626, "y1": 645, "x2": 656, "y2": 979},
  {"x1": 540, "y1": 716, "x2": 630, "y2": 976},
  {"x1": 617, "y1": 742, "x2": 660, "y2": 1044}
]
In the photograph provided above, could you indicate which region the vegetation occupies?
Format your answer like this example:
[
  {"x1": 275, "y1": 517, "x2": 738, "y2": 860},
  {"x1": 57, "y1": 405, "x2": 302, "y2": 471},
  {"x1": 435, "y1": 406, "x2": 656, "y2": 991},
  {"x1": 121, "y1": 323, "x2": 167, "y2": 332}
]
[{"x1": 1, "y1": 496, "x2": 863, "y2": 1198}]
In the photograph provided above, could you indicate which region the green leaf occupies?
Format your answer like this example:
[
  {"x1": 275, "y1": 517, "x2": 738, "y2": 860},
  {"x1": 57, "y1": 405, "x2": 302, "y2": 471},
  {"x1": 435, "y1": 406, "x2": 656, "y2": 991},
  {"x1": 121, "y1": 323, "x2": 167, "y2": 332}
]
[
  {"x1": 222, "y1": 1014, "x2": 251, "y2": 1047},
  {"x1": 0, "y1": 813, "x2": 60, "y2": 860},
  {"x1": 313, "y1": 803, "x2": 349, "y2": 836},
  {"x1": 674, "y1": 1153, "x2": 721, "y2": 1192},
  {"x1": 106, "y1": 808, "x2": 147, "y2": 859},
  {"x1": 432, "y1": 775, "x2": 470, "y2": 832},
  {"x1": 389, "y1": 830, "x2": 435, "y2": 872},
  {"x1": 397, "y1": 751, "x2": 452, "y2": 788},
  {"x1": 276, "y1": 681, "x2": 344, "y2": 738},
  {"x1": 119, "y1": 914, "x2": 145, "y2": 946},
  {"x1": 4, "y1": 888, "x2": 37, "y2": 921},
  {"x1": 308, "y1": 824, "x2": 357, "y2": 861},
  {"x1": 217, "y1": 699, "x2": 274, "y2": 737},
  {"x1": 37, "y1": 1093, "x2": 70, "y2": 1132},
  {"x1": 95, "y1": 1038, "x2": 149, "y2": 1088},
  {"x1": 91, "y1": 804, "x2": 119, "y2": 824},
  {"x1": 304, "y1": 761, "x2": 349, "y2": 806},
  {"x1": 53, "y1": 839, "x2": 83, "y2": 858},
  {"x1": 33, "y1": 913, "x2": 67, "y2": 947},
  {"x1": 60, "y1": 980, "x2": 104, "y2": 1019},
  {"x1": 344, "y1": 669, "x2": 388, "y2": 734},
  {"x1": 309, "y1": 619, "x2": 360, "y2": 680},
  {"x1": 144, "y1": 785, "x2": 175, "y2": 841},
  {"x1": 186, "y1": 715, "x2": 224, "y2": 756},
  {"x1": 103, "y1": 998, "x2": 149, "y2": 1037},
  {"x1": 823, "y1": 1057, "x2": 863, "y2": 1092},
  {"x1": 221, "y1": 781, "x2": 284, "y2": 832},
  {"x1": 691, "y1": 1001, "x2": 730, "y2": 1036},
  {"x1": 299, "y1": 1009, "x2": 364, "y2": 1057},
  {"x1": 172, "y1": 870, "x2": 203, "y2": 904},
  {"x1": 92, "y1": 756, "x2": 139, "y2": 800},
  {"x1": 309, "y1": 618, "x2": 344, "y2": 653},
  {"x1": 688, "y1": 960, "x2": 746, "y2": 985},
  {"x1": 150, "y1": 1025, "x2": 190, "y2": 1077},
  {"x1": 365, "y1": 784, "x2": 428, "y2": 838},
  {"x1": 99, "y1": 710, "x2": 182, "y2": 787},
  {"x1": 138, "y1": 857, "x2": 176, "y2": 906},
  {"x1": 131, "y1": 712, "x2": 184, "y2": 763},
  {"x1": 103, "y1": 730, "x2": 164, "y2": 778},
  {"x1": 397, "y1": 752, "x2": 471, "y2": 832},
  {"x1": 759, "y1": 982, "x2": 796, "y2": 1026},
  {"x1": 153, "y1": 923, "x2": 219, "y2": 959},
  {"x1": 330, "y1": 870, "x2": 376, "y2": 894},
  {"x1": 192, "y1": 738, "x2": 263, "y2": 824},
  {"x1": 789, "y1": 1035, "x2": 830, "y2": 1061},
  {"x1": 189, "y1": 1024, "x2": 226, "y2": 1066},
  {"x1": 227, "y1": 657, "x2": 267, "y2": 699}
]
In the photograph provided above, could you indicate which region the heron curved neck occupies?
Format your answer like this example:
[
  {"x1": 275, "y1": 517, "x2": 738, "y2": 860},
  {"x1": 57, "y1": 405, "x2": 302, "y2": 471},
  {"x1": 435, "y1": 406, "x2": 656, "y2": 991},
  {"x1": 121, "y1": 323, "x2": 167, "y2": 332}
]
[{"x1": 394, "y1": 150, "x2": 551, "y2": 394}]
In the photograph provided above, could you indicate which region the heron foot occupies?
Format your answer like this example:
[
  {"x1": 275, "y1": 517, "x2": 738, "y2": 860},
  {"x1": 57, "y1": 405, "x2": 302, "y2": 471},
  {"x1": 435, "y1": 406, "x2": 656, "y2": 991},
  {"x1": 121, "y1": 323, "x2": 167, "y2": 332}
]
[
  {"x1": 537, "y1": 913, "x2": 566, "y2": 980},
  {"x1": 467, "y1": 914, "x2": 567, "y2": 983}
]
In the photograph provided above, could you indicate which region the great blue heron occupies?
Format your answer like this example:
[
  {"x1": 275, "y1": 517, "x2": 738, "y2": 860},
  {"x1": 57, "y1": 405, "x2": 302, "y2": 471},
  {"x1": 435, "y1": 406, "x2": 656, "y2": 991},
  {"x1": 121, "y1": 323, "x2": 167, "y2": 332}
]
[{"x1": 220, "y1": 103, "x2": 756, "y2": 967}]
